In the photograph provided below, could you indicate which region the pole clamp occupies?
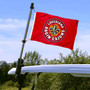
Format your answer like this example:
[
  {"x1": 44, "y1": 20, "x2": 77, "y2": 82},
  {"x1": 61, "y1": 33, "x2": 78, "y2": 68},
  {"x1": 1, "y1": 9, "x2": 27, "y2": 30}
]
[{"x1": 22, "y1": 40, "x2": 26, "y2": 43}]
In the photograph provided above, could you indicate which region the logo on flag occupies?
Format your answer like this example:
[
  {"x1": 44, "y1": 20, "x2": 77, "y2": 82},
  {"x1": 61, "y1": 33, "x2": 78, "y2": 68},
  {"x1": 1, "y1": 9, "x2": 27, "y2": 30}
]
[{"x1": 43, "y1": 18, "x2": 66, "y2": 42}]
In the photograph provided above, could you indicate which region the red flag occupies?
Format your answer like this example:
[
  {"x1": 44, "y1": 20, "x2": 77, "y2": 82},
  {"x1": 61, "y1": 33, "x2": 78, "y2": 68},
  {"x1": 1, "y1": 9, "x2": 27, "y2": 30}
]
[{"x1": 30, "y1": 12, "x2": 79, "y2": 50}]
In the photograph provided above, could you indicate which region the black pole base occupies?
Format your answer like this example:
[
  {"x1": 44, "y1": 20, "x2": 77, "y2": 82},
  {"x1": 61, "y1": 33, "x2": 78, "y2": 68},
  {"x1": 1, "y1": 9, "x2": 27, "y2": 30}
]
[{"x1": 18, "y1": 73, "x2": 28, "y2": 90}]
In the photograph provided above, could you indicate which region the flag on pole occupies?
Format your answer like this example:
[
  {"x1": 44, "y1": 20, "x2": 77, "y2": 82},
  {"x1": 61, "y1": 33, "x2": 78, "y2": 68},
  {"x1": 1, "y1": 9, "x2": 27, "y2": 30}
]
[{"x1": 30, "y1": 12, "x2": 79, "y2": 50}]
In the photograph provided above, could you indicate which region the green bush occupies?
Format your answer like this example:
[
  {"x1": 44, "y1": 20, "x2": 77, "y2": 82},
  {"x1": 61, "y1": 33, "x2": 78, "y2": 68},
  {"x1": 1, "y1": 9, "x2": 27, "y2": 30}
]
[
  {"x1": 14, "y1": 82, "x2": 19, "y2": 87},
  {"x1": 5, "y1": 80, "x2": 14, "y2": 87}
]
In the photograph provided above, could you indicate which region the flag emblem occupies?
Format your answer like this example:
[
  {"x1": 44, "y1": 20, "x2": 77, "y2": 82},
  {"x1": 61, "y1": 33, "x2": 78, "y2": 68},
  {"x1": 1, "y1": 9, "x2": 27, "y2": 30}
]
[{"x1": 43, "y1": 18, "x2": 66, "y2": 42}]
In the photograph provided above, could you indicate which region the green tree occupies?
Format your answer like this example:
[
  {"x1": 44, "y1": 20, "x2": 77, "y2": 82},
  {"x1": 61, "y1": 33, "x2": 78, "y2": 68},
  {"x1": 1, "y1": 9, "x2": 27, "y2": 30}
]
[
  {"x1": 0, "y1": 64, "x2": 10, "y2": 85},
  {"x1": 86, "y1": 56, "x2": 90, "y2": 64},
  {"x1": 60, "y1": 48, "x2": 88, "y2": 64},
  {"x1": 23, "y1": 51, "x2": 42, "y2": 88},
  {"x1": 24, "y1": 51, "x2": 41, "y2": 66},
  {"x1": 49, "y1": 58, "x2": 62, "y2": 64},
  {"x1": 11, "y1": 61, "x2": 17, "y2": 68},
  {"x1": 50, "y1": 48, "x2": 90, "y2": 90},
  {"x1": 40, "y1": 58, "x2": 49, "y2": 65},
  {"x1": 35, "y1": 73, "x2": 54, "y2": 90}
]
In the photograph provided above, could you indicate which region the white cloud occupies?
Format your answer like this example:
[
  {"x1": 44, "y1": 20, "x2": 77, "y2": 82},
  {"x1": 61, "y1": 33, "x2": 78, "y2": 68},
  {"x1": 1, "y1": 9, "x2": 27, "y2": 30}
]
[
  {"x1": 0, "y1": 41, "x2": 22, "y2": 63},
  {"x1": 74, "y1": 22, "x2": 90, "y2": 55},
  {"x1": 0, "y1": 18, "x2": 27, "y2": 31},
  {"x1": 24, "y1": 41, "x2": 71, "y2": 60},
  {"x1": 0, "y1": 18, "x2": 33, "y2": 63},
  {"x1": 0, "y1": 18, "x2": 2, "y2": 21},
  {"x1": 75, "y1": 33, "x2": 90, "y2": 55}
]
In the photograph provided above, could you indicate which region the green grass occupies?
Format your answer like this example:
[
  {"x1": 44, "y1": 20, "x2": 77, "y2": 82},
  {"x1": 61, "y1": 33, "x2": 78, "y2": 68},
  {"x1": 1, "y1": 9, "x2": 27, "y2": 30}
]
[
  {"x1": 0, "y1": 80, "x2": 33, "y2": 90},
  {"x1": 0, "y1": 83, "x2": 32, "y2": 90},
  {"x1": 0, "y1": 86, "x2": 32, "y2": 90}
]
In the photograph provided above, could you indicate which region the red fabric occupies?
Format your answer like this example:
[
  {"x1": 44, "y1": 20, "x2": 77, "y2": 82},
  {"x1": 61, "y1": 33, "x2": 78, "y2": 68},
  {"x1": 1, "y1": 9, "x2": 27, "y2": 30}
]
[{"x1": 30, "y1": 12, "x2": 79, "y2": 50}]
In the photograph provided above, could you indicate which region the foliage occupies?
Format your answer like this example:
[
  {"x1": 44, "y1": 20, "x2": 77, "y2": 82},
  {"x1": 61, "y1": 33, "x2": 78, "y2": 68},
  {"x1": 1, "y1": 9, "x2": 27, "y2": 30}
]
[
  {"x1": 60, "y1": 48, "x2": 88, "y2": 64},
  {"x1": 1, "y1": 49, "x2": 90, "y2": 90},
  {"x1": 14, "y1": 82, "x2": 19, "y2": 87},
  {"x1": 35, "y1": 73, "x2": 54, "y2": 90},
  {"x1": 35, "y1": 49, "x2": 90, "y2": 90},
  {"x1": 0, "y1": 64, "x2": 10, "y2": 85},
  {"x1": 11, "y1": 61, "x2": 17, "y2": 68},
  {"x1": 24, "y1": 51, "x2": 41, "y2": 65},
  {"x1": 5, "y1": 80, "x2": 14, "y2": 87}
]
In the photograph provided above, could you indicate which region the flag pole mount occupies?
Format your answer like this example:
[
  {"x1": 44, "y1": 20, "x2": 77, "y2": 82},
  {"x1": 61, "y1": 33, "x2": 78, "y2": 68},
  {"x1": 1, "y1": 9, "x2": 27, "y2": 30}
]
[{"x1": 15, "y1": 3, "x2": 34, "y2": 90}]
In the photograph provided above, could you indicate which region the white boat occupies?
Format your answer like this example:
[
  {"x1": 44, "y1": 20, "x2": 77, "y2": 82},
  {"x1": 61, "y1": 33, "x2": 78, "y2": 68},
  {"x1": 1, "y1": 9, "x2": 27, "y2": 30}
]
[{"x1": 8, "y1": 64, "x2": 90, "y2": 77}]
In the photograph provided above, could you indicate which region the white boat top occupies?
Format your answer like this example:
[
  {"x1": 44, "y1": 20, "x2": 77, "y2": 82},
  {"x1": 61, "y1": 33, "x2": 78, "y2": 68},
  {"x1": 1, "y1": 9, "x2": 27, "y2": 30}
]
[{"x1": 8, "y1": 64, "x2": 90, "y2": 77}]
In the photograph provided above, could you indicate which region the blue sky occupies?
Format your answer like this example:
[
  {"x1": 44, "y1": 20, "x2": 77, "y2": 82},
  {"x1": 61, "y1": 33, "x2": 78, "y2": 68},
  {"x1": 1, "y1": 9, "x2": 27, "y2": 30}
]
[{"x1": 0, "y1": 0, "x2": 90, "y2": 63}]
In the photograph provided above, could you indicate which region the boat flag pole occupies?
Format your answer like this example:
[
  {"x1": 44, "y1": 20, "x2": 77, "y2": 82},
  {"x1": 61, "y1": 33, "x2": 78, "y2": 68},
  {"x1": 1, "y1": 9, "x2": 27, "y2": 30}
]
[{"x1": 15, "y1": 3, "x2": 34, "y2": 90}]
